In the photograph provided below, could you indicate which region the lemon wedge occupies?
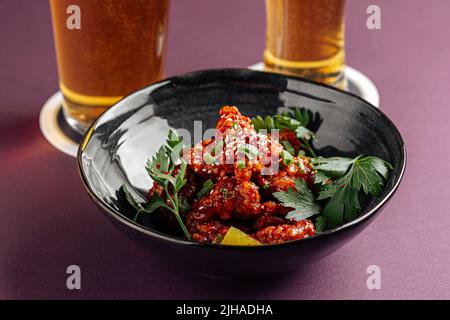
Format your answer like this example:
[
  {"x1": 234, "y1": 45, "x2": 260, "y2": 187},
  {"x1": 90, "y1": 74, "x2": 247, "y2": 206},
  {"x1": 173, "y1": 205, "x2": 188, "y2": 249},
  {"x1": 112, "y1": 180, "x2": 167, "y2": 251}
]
[{"x1": 221, "y1": 227, "x2": 262, "y2": 246}]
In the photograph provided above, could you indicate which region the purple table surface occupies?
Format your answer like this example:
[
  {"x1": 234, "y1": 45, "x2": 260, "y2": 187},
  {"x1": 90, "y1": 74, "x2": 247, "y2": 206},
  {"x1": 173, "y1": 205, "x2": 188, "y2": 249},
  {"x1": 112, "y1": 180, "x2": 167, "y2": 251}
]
[{"x1": 0, "y1": 0, "x2": 448, "y2": 300}]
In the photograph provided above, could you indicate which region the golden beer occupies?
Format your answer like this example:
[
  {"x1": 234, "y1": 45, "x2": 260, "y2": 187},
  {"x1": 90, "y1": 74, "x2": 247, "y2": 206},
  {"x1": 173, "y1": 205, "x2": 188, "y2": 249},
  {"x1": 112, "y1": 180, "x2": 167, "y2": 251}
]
[
  {"x1": 264, "y1": 0, "x2": 346, "y2": 88},
  {"x1": 50, "y1": 0, "x2": 170, "y2": 132}
]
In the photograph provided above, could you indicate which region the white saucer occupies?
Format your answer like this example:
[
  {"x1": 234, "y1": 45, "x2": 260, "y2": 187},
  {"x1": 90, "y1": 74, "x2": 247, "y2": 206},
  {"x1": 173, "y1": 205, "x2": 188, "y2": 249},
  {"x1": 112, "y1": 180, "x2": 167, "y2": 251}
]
[
  {"x1": 39, "y1": 66, "x2": 380, "y2": 158},
  {"x1": 248, "y1": 63, "x2": 380, "y2": 108},
  {"x1": 39, "y1": 91, "x2": 81, "y2": 157}
]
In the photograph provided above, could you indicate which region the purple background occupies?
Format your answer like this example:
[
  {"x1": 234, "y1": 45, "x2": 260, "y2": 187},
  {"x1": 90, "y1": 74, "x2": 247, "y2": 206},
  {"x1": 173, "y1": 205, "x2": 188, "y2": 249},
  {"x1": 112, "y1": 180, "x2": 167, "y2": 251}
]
[{"x1": 0, "y1": 0, "x2": 448, "y2": 299}]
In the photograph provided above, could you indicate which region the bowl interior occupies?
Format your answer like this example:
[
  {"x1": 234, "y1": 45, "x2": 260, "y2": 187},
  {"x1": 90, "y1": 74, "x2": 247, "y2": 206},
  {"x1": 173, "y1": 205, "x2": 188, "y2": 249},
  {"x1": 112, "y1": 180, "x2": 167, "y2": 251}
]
[{"x1": 78, "y1": 68, "x2": 405, "y2": 242}]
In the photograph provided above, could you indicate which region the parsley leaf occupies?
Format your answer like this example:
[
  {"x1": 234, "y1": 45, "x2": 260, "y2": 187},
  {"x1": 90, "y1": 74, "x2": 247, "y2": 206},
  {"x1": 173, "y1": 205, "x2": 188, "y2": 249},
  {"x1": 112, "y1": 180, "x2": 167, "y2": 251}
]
[
  {"x1": 274, "y1": 115, "x2": 315, "y2": 141},
  {"x1": 315, "y1": 216, "x2": 326, "y2": 233},
  {"x1": 143, "y1": 192, "x2": 171, "y2": 214},
  {"x1": 273, "y1": 178, "x2": 320, "y2": 221},
  {"x1": 197, "y1": 179, "x2": 214, "y2": 199},
  {"x1": 251, "y1": 115, "x2": 276, "y2": 131},
  {"x1": 281, "y1": 150, "x2": 294, "y2": 165},
  {"x1": 179, "y1": 196, "x2": 192, "y2": 213},
  {"x1": 238, "y1": 144, "x2": 259, "y2": 160},
  {"x1": 281, "y1": 107, "x2": 311, "y2": 127},
  {"x1": 273, "y1": 115, "x2": 302, "y2": 130},
  {"x1": 295, "y1": 126, "x2": 314, "y2": 141},
  {"x1": 120, "y1": 185, "x2": 170, "y2": 221},
  {"x1": 350, "y1": 156, "x2": 393, "y2": 196},
  {"x1": 314, "y1": 155, "x2": 393, "y2": 228},
  {"x1": 281, "y1": 140, "x2": 295, "y2": 154},
  {"x1": 311, "y1": 157, "x2": 355, "y2": 177},
  {"x1": 314, "y1": 171, "x2": 332, "y2": 185},
  {"x1": 251, "y1": 107, "x2": 317, "y2": 157},
  {"x1": 321, "y1": 178, "x2": 361, "y2": 227},
  {"x1": 125, "y1": 129, "x2": 192, "y2": 240}
]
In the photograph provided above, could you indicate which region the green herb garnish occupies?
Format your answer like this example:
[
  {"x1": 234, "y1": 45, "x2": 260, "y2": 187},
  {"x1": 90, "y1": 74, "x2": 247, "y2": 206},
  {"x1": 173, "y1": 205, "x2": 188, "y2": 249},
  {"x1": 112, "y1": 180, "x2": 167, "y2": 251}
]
[
  {"x1": 312, "y1": 157, "x2": 355, "y2": 177},
  {"x1": 281, "y1": 150, "x2": 294, "y2": 165},
  {"x1": 281, "y1": 140, "x2": 295, "y2": 155},
  {"x1": 251, "y1": 107, "x2": 317, "y2": 157},
  {"x1": 237, "y1": 160, "x2": 246, "y2": 169},
  {"x1": 213, "y1": 233, "x2": 224, "y2": 243},
  {"x1": 220, "y1": 187, "x2": 234, "y2": 199},
  {"x1": 313, "y1": 155, "x2": 393, "y2": 229},
  {"x1": 273, "y1": 178, "x2": 320, "y2": 221},
  {"x1": 314, "y1": 216, "x2": 326, "y2": 232},
  {"x1": 197, "y1": 179, "x2": 214, "y2": 199},
  {"x1": 122, "y1": 129, "x2": 192, "y2": 240},
  {"x1": 145, "y1": 129, "x2": 191, "y2": 239},
  {"x1": 211, "y1": 140, "x2": 224, "y2": 155},
  {"x1": 251, "y1": 115, "x2": 276, "y2": 131},
  {"x1": 272, "y1": 154, "x2": 392, "y2": 231},
  {"x1": 238, "y1": 144, "x2": 259, "y2": 160},
  {"x1": 281, "y1": 108, "x2": 312, "y2": 126},
  {"x1": 204, "y1": 153, "x2": 216, "y2": 165},
  {"x1": 120, "y1": 185, "x2": 171, "y2": 221},
  {"x1": 314, "y1": 170, "x2": 332, "y2": 185}
]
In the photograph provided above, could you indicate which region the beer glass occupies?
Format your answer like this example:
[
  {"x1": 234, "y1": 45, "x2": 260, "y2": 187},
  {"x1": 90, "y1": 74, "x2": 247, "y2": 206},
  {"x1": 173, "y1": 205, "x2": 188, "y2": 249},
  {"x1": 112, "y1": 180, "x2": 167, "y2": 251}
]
[
  {"x1": 49, "y1": 0, "x2": 170, "y2": 133},
  {"x1": 264, "y1": 0, "x2": 346, "y2": 88}
]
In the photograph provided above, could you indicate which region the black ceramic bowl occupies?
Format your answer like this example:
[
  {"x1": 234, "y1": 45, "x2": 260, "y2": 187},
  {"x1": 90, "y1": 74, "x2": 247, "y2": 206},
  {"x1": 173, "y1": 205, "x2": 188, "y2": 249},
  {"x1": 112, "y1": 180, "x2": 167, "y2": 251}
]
[{"x1": 78, "y1": 69, "x2": 406, "y2": 277}]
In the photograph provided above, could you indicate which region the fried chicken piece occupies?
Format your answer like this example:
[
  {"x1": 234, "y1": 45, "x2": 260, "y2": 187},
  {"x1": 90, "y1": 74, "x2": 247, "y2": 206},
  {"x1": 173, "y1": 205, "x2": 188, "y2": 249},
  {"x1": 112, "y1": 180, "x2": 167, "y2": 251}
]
[
  {"x1": 185, "y1": 106, "x2": 285, "y2": 185},
  {"x1": 270, "y1": 174, "x2": 296, "y2": 192},
  {"x1": 253, "y1": 220, "x2": 316, "y2": 244},
  {"x1": 253, "y1": 214, "x2": 288, "y2": 230},
  {"x1": 256, "y1": 156, "x2": 315, "y2": 193},
  {"x1": 234, "y1": 180, "x2": 261, "y2": 219},
  {"x1": 284, "y1": 157, "x2": 316, "y2": 186},
  {"x1": 261, "y1": 201, "x2": 292, "y2": 215},
  {"x1": 216, "y1": 105, "x2": 253, "y2": 133},
  {"x1": 187, "y1": 182, "x2": 307, "y2": 242},
  {"x1": 185, "y1": 176, "x2": 266, "y2": 241},
  {"x1": 189, "y1": 177, "x2": 263, "y2": 220},
  {"x1": 191, "y1": 176, "x2": 236, "y2": 220},
  {"x1": 253, "y1": 201, "x2": 292, "y2": 230},
  {"x1": 185, "y1": 178, "x2": 233, "y2": 243},
  {"x1": 148, "y1": 106, "x2": 319, "y2": 245},
  {"x1": 183, "y1": 140, "x2": 234, "y2": 180},
  {"x1": 186, "y1": 212, "x2": 229, "y2": 243}
]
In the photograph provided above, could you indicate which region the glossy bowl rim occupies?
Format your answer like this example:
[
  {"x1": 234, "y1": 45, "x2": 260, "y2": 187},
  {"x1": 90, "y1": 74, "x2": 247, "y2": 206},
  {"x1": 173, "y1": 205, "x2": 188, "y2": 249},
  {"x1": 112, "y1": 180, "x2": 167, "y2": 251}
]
[{"x1": 77, "y1": 68, "x2": 407, "y2": 251}]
